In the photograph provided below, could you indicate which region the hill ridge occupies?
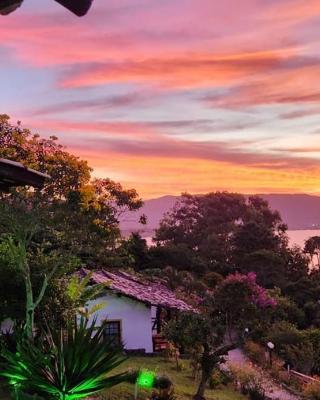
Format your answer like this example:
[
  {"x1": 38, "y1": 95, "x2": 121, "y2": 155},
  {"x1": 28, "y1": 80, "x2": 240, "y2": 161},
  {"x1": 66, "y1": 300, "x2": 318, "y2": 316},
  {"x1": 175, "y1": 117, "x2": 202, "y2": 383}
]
[{"x1": 120, "y1": 193, "x2": 320, "y2": 236}]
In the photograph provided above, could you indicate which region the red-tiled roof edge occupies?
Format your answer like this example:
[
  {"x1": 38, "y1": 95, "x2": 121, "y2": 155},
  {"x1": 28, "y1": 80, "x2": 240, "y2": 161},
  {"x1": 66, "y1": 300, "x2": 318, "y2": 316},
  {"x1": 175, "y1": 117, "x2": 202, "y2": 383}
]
[{"x1": 80, "y1": 268, "x2": 197, "y2": 313}]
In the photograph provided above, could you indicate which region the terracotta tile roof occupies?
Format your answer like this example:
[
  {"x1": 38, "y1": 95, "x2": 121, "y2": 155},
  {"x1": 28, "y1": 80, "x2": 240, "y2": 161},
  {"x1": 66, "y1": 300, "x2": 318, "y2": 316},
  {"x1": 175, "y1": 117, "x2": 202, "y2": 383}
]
[{"x1": 81, "y1": 268, "x2": 196, "y2": 312}]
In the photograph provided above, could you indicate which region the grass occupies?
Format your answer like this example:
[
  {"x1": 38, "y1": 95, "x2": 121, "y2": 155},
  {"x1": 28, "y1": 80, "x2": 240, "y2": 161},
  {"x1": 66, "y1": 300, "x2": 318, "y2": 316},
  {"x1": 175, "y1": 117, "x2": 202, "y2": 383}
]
[
  {"x1": 96, "y1": 356, "x2": 247, "y2": 400},
  {"x1": 0, "y1": 356, "x2": 247, "y2": 400}
]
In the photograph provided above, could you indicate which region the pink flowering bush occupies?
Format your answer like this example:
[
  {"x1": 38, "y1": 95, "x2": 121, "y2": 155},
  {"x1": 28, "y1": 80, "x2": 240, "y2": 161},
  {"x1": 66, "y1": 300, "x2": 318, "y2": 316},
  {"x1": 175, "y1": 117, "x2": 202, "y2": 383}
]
[
  {"x1": 223, "y1": 272, "x2": 277, "y2": 308},
  {"x1": 214, "y1": 272, "x2": 277, "y2": 338}
]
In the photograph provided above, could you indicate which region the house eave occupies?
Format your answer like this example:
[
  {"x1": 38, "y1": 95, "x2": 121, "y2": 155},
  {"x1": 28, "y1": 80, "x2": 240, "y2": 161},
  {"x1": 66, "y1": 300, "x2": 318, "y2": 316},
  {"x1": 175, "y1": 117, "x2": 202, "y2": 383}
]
[
  {"x1": 80, "y1": 268, "x2": 197, "y2": 313},
  {"x1": 0, "y1": 158, "x2": 50, "y2": 190}
]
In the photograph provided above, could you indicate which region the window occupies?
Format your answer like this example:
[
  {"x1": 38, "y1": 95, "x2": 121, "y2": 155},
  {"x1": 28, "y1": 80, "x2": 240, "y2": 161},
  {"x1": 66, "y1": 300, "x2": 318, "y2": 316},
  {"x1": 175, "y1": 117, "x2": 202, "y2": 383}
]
[{"x1": 103, "y1": 321, "x2": 121, "y2": 345}]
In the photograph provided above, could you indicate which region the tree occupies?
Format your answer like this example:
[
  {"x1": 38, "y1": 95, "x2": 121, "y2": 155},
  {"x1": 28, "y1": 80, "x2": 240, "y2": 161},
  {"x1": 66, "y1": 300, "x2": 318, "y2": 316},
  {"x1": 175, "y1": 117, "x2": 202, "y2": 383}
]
[
  {"x1": 165, "y1": 312, "x2": 237, "y2": 400},
  {"x1": 304, "y1": 236, "x2": 320, "y2": 268},
  {"x1": 231, "y1": 196, "x2": 288, "y2": 286},
  {"x1": 66, "y1": 271, "x2": 107, "y2": 319},
  {"x1": 232, "y1": 196, "x2": 287, "y2": 257},
  {"x1": 240, "y1": 250, "x2": 285, "y2": 289},
  {"x1": 155, "y1": 192, "x2": 247, "y2": 275},
  {"x1": 214, "y1": 272, "x2": 277, "y2": 340},
  {"x1": 267, "y1": 288, "x2": 306, "y2": 329},
  {"x1": 0, "y1": 203, "x2": 79, "y2": 338},
  {"x1": 283, "y1": 245, "x2": 309, "y2": 283},
  {"x1": 155, "y1": 193, "x2": 288, "y2": 283},
  {"x1": 49, "y1": 178, "x2": 142, "y2": 265},
  {"x1": 119, "y1": 232, "x2": 151, "y2": 270},
  {"x1": 0, "y1": 115, "x2": 143, "y2": 266},
  {"x1": 0, "y1": 114, "x2": 91, "y2": 201},
  {"x1": 165, "y1": 273, "x2": 276, "y2": 400},
  {"x1": 0, "y1": 115, "x2": 143, "y2": 330}
]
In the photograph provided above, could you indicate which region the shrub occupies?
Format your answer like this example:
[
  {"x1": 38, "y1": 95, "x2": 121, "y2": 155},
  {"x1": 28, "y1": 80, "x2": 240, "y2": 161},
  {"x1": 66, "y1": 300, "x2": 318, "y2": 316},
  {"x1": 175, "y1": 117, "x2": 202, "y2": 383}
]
[
  {"x1": 229, "y1": 364, "x2": 266, "y2": 399},
  {"x1": 247, "y1": 384, "x2": 267, "y2": 400},
  {"x1": 209, "y1": 369, "x2": 229, "y2": 389},
  {"x1": 303, "y1": 380, "x2": 320, "y2": 400},
  {"x1": 154, "y1": 375, "x2": 173, "y2": 390},
  {"x1": 244, "y1": 341, "x2": 266, "y2": 365},
  {"x1": 268, "y1": 321, "x2": 302, "y2": 350},
  {"x1": 189, "y1": 346, "x2": 202, "y2": 380},
  {"x1": 152, "y1": 376, "x2": 176, "y2": 400},
  {"x1": 268, "y1": 359, "x2": 284, "y2": 380},
  {"x1": 267, "y1": 324, "x2": 320, "y2": 375},
  {"x1": 283, "y1": 341, "x2": 315, "y2": 374},
  {"x1": 278, "y1": 371, "x2": 302, "y2": 392},
  {"x1": 303, "y1": 329, "x2": 320, "y2": 374}
]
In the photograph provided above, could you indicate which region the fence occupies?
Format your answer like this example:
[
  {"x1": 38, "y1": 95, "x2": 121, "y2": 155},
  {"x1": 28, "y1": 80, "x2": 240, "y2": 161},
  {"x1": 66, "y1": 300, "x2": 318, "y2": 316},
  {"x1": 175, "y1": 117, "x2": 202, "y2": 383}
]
[{"x1": 289, "y1": 369, "x2": 320, "y2": 384}]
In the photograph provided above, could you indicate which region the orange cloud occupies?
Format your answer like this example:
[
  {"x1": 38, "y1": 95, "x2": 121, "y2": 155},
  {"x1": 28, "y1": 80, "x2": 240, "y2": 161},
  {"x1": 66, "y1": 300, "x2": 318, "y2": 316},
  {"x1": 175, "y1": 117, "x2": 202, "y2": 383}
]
[
  {"x1": 60, "y1": 49, "x2": 299, "y2": 89},
  {"x1": 25, "y1": 119, "x2": 157, "y2": 140},
  {"x1": 203, "y1": 64, "x2": 320, "y2": 108},
  {"x1": 3, "y1": 0, "x2": 320, "y2": 200},
  {"x1": 23, "y1": 116, "x2": 320, "y2": 172},
  {"x1": 70, "y1": 149, "x2": 320, "y2": 199}
]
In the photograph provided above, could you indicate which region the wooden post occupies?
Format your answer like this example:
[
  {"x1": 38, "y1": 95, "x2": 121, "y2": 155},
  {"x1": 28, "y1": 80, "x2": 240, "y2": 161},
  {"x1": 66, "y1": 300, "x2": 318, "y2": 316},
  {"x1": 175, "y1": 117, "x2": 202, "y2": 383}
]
[{"x1": 156, "y1": 306, "x2": 162, "y2": 334}]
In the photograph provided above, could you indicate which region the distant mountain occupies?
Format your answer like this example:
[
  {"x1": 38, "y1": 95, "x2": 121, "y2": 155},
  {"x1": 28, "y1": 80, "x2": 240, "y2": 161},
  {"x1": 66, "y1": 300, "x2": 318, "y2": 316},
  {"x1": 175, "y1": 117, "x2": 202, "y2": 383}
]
[
  {"x1": 120, "y1": 195, "x2": 179, "y2": 237},
  {"x1": 258, "y1": 194, "x2": 320, "y2": 230},
  {"x1": 120, "y1": 193, "x2": 320, "y2": 237}
]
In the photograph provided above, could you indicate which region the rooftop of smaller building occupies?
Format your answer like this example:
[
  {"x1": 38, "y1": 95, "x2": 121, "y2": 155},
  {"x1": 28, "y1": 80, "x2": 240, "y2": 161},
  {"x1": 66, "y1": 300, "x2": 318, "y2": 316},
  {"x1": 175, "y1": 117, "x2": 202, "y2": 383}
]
[{"x1": 81, "y1": 268, "x2": 196, "y2": 313}]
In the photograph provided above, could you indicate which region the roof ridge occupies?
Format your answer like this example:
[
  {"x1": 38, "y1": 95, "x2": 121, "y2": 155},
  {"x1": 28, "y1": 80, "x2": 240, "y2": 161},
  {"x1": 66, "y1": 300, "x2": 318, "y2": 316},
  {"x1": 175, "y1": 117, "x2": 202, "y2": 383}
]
[{"x1": 84, "y1": 268, "x2": 196, "y2": 312}]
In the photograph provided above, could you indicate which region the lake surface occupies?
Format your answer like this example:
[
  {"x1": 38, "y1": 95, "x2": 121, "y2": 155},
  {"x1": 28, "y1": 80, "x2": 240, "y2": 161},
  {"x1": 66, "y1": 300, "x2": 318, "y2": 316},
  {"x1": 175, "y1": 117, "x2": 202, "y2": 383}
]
[
  {"x1": 145, "y1": 230, "x2": 320, "y2": 249},
  {"x1": 288, "y1": 229, "x2": 320, "y2": 248}
]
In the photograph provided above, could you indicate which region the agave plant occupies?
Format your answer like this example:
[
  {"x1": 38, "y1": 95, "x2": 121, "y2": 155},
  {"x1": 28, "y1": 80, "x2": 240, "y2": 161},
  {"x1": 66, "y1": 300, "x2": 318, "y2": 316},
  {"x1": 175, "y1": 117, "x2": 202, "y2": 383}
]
[{"x1": 0, "y1": 318, "x2": 135, "y2": 400}]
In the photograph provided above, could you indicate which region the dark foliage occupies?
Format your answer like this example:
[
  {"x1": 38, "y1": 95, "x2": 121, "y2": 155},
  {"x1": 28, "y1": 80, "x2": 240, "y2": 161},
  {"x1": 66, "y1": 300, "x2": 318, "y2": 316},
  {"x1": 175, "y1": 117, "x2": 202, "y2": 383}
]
[{"x1": 0, "y1": 318, "x2": 134, "y2": 399}]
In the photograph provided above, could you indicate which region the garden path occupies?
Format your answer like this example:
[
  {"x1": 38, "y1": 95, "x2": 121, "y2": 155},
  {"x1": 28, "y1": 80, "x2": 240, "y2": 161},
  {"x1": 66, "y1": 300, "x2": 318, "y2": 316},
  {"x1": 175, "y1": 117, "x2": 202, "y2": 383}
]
[{"x1": 225, "y1": 348, "x2": 301, "y2": 400}]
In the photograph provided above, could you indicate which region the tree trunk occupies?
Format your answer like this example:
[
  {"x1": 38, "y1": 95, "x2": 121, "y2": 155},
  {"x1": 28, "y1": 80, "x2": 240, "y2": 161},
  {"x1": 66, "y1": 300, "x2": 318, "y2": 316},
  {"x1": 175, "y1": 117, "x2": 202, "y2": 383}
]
[
  {"x1": 226, "y1": 312, "x2": 233, "y2": 342},
  {"x1": 175, "y1": 352, "x2": 179, "y2": 370},
  {"x1": 193, "y1": 370, "x2": 209, "y2": 400},
  {"x1": 23, "y1": 261, "x2": 35, "y2": 340},
  {"x1": 23, "y1": 255, "x2": 53, "y2": 339}
]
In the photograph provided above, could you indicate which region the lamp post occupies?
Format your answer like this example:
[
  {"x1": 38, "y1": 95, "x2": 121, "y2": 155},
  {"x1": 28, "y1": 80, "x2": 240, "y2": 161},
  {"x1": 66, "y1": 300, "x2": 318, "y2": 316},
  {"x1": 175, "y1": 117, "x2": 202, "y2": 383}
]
[
  {"x1": 242, "y1": 327, "x2": 249, "y2": 342},
  {"x1": 267, "y1": 341, "x2": 275, "y2": 367}
]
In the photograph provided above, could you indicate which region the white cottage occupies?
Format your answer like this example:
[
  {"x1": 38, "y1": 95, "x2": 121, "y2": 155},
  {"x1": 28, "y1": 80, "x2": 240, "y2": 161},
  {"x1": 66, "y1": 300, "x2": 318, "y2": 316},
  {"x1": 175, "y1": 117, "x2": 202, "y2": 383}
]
[{"x1": 81, "y1": 269, "x2": 195, "y2": 353}]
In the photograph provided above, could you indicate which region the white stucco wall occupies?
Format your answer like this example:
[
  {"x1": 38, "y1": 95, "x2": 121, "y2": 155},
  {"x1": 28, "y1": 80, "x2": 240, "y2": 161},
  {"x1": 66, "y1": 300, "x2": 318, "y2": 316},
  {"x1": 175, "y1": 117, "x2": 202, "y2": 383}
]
[{"x1": 85, "y1": 292, "x2": 153, "y2": 353}]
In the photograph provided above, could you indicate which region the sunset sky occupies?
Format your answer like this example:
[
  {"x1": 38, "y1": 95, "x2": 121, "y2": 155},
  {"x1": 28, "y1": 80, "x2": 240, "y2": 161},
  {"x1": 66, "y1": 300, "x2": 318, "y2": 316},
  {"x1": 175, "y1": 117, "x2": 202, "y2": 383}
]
[{"x1": 2, "y1": 0, "x2": 320, "y2": 198}]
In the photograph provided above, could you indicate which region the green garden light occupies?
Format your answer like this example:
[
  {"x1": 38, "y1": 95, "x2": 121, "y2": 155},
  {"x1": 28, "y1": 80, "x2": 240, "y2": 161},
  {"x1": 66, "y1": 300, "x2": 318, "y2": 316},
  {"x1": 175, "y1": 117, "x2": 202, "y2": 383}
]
[
  {"x1": 137, "y1": 370, "x2": 155, "y2": 388},
  {"x1": 134, "y1": 370, "x2": 156, "y2": 399}
]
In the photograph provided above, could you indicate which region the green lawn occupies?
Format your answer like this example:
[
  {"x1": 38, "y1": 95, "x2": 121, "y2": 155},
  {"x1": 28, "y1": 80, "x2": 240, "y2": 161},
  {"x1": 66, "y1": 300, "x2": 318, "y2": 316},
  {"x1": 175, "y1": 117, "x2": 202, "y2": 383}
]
[
  {"x1": 0, "y1": 356, "x2": 246, "y2": 400},
  {"x1": 97, "y1": 356, "x2": 247, "y2": 400}
]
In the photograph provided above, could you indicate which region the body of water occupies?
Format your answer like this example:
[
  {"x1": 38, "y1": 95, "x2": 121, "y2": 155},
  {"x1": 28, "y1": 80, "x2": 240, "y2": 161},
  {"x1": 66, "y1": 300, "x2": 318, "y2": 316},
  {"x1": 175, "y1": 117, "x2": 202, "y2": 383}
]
[
  {"x1": 288, "y1": 229, "x2": 320, "y2": 248},
  {"x1": 145, "y1": 230, "x2": 320, "y2": 249}
]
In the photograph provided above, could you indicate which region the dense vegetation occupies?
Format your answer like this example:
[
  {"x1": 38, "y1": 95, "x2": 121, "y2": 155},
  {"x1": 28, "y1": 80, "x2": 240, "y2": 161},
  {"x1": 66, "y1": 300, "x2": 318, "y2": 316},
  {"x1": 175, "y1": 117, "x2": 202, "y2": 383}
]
[
  {"x1": 0, "y1": 114, "x2": 144, "y2": 329},
  {"x1": 1, "y1": 115, "x2": 320, "y2": 399}
]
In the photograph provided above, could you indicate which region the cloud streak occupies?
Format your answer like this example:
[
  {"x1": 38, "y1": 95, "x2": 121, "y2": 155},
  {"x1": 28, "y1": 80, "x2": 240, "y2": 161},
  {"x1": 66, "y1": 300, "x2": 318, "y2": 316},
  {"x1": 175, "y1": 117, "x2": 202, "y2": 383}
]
[{"x1": 3, "y1": 0, "x2": 320, "y2": 197}]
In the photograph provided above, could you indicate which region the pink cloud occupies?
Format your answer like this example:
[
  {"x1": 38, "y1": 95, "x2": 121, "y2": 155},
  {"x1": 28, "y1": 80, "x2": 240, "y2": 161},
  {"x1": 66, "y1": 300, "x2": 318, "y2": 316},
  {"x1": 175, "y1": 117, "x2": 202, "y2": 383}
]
[
  {"x1": 60, "y1": 49, "x2": 299, "y2": 89},
  {"x1": 202, "y1": 63, "x2": 320, "y2": 109},
  {"x1": 22, "y1": 117, "x2": 320, "y2": 171},
  {"x1": 29, "y1": 92, "x2": 158, "y2": 116},
  {"x1": 3, "y1": 0, "x2": 320, "y2": 198}
]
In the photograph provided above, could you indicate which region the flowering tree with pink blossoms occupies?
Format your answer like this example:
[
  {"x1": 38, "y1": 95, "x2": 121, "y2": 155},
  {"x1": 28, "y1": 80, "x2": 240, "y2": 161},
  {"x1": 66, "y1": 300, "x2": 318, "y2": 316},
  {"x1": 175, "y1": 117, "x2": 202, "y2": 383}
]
[
  {"x1": 214, "y1": 272, "x2": 277, "y2": 340},
  {"x1": 165, "y1": 273, "x2": 276, "y2": 400}
]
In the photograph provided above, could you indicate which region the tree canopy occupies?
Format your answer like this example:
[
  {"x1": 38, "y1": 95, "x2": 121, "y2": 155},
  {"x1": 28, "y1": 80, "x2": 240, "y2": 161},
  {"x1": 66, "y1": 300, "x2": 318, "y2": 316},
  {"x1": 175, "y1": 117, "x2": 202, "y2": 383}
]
[{"x1": 0, "y1": 115, "x2": 144, "y2": 327}]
